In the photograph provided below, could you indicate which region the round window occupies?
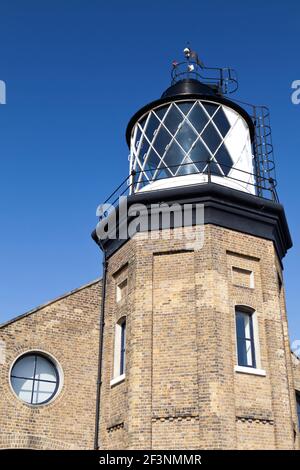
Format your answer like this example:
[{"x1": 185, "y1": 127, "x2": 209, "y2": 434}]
[{"x1": 10, "y1": 353, "x2": 60, "y2": 405}]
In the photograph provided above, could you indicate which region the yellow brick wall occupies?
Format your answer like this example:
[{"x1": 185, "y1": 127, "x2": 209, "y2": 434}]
[
  {"x1": 98, "y1": 224, "x2": 299, "y2": 449},
  {"x1": 0, "y1": 280, "x2": 101, "y2": 449}
]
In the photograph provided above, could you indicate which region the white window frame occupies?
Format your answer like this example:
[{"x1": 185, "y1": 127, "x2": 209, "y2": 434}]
[
  {"x1": 110, "y1": 317, "x2": 126, "y2": 387},
  {"x1": 9, "y1": 349, "x2": 64, "y2": 406},
  {"x1": 234, "y1": 306, "x2": 266, "y2": 376}
]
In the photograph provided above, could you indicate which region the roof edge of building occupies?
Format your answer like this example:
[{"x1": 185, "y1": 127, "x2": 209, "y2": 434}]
[
  {"x1": 291, "y1": 350, "x2": 300, "y2": 363},
  {"x1": 0, "y1": 278, "x2": 102, "y2": 329}
]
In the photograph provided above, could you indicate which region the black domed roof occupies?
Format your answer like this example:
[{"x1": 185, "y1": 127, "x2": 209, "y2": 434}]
[
  {"x1": 126, "y1": 79, "x2": 255, "y2": 146},
  {"x1": 161, "y1": 78, "x2": 220, "y2": 99}
]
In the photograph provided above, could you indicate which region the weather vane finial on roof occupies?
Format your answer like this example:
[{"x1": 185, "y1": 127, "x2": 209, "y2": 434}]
[
  {"x1": 170, "y1": 45, "x2": 238, "y2": 95},
  {"x1": 171, "y1": 44, "x2": 205, "y2": 82},
  {"x1": 183, "y1": 43, "x2": 204, "y2": 68}
]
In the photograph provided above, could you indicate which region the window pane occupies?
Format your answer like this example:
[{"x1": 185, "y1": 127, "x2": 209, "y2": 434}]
[
  {"x1": 145, "y1": 113, "x2": 160, "y2": 141},
  {"x1": 11, "y1": 355, "x2": 35, "y2": 379},
  {"x1": 177, "y1": 156, "x2": 197, "y2": 176},
  {"x1": 175, "y1": 122, "x2": 197, "y2": 152},
  {"x1": 203, "y1": 103, "x2": 219, "y2": 117},
  {"x1": 120, "y1": 320, "x2": 126, "y2": 375},
  {"x1": 134, "y1": 126, "x2": 142, "y2": 150},
  {"x1": 212, "y1": 108, "x2": 231, "y2": 137},
  {"x1": 215, "y1": 144, "x2": 233, "y2": 175},
  {"x1": 138, "y1": 116, "x2": 146, "y2": 132},
  {"x1": 236, "y1": 311, "x2": 255, "y2": 367},
  {"x1": 139, "y1": 136, "x2": 150, "y2": 161},
  {"x1": 153, "y1": 127, "x2": 171, "y2": 156},
  {"x1": 207, "y1": 160, "x2": 223, "y2": 176},
  {"x1": 236, "y1": 311, "x2": 252, "y2": 340},
  {"x1": 188, "y1": 103, "x2": 209, "y2": 133},
  {"x1": 201, "y1": 123, "x2": 222, "y2": 154},
  {"x1": 177, "y1": 102, "x2": 193, "y2": 116},
  {"x1": 35, "y1": 356, "x2": 57, "y2": 382},
  {"x1": 146, "y1": 149, "x2": 160, "y2": 169},
  {"x1": 236, "y1": 312, "x2": 246, "y2": 338},
  {"x1": 11, "y1": 377, "x2": 33, "y2": 403},
  {"x1": 163, "y1": 105, "x2": 183, "y2": 134},
  {"x1": 188, "y1": 139, "x2": 210, "y2": 172},
  {"x1": 121, "y1": 324, "x2": 126, "y2": 351},
  {"x1": 237, "y1": 337, "x2": 248, "y2": 367},
  {"x1": 245, "y1": 339, "x2": 253, "y2": 366},
  {"x1": 163, "y1": 141, "x2": 185, "y2": 170},
  {"x1": 156, "y1": 168, "x2": 169, "y2": 180},
  {"x1": 244, "y1": 314, "x2": 251, "y2": 340},
  {"x1": 154, "y1": 105, "x2": 168, "y2": 122},
  {"x1": 32, "y1": 380, "x2": 56, "y2": 404}
]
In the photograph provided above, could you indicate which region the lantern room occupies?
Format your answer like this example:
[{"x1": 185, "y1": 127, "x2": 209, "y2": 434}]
[{"x1": 126, "y1": 48, "x2": 275, "y2": 198}]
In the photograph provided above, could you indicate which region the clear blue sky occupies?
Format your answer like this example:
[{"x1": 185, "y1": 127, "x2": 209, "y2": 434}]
[{"x1": 0, "y1": 1, "x2": 299, "y2": 343}]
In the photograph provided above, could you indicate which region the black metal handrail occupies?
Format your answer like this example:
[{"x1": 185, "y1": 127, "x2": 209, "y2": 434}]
[
  {"x1": 99, "y1": 158, "x2": 279, "y2": 217},
  {"x1": 171, "y1": 61, "x2": 238, "y2": 94}
]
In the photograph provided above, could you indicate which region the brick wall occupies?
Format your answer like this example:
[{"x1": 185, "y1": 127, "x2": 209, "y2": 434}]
[
  {"x1": 0, "y1": 280, "x2": 101, "y2": 449},
  {"x1": 98, "y1": 224, "x2": 299, "y2": 449}
]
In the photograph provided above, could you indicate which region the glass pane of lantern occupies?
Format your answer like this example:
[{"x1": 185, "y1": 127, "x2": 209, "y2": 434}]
[
  {"x1": 138, "y1": 116, "x2": 146, "y2": 131},
  {"x1": 177, "y1": 102, "x2": 193, "y2": 116},
  {"x1": 215, "y1": 143, "x2": 233, "y2": 175},
  {"x1": 175, "y1": 121, "x2": 197, "y2": 152},
  {"x1": 144, "y1": 113, "x2": 160, "y2": 141},
  {"x1": 163, "y1": 105, "x2": 183, "y2": 134},
  {"x1": 156, "y1": 167, "x2": 171, "y2": 180},
  {"x1": 177, "y1": 156, "x2": 197, "y2": 176},
  {"x1": 201, "y1": 123, "x2": 222, "y2": 154},
  {"x1": 163, "y1": 141, "x2": 185, "y2": 173},
  {"x1": 203, "y1": 103, "x2": 219, "y2": 117},
  {"x1": 153, "y1": 127, "x2": 171, "y2": 156},
  {"x1": 212, "y1": 108, "x2": 231, "y2": 137},
  {"x1": 188, "y1": 139, "x2": 210, "y2": 172},
  {"x1": 139, "y1": 137, "x2": 150, "y2": 161},
  {"x1": 208, "y1": 160, "x2": 223, "y2": 176},
  {"x1": 188, "y1": 102, "x2": 209, "y2": 133},
  {"x1": 135, "y1": 126, "x2": 142, "y2": 149},
  {"x1": 147, "y1": 149, "x2": 161, "y2": 173},
  {"x1": 154, "y1": 105, "x2": 168, "y2": 121}
]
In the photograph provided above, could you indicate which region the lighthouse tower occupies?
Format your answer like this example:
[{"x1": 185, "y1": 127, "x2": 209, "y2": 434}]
[{"x1": 93, "y1": 49, "x2": 298, "y2": 450}]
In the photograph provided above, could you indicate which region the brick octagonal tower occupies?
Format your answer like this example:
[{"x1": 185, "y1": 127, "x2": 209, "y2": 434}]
[{"x1": 93, "y1": 49, "x2": 299, "y2": 450}]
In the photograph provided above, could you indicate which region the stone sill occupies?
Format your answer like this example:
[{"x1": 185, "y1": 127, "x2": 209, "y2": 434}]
[
  {"x1": 233, "y1": 284, "x2": 255, "y2": 290},
  {"x1": 110, "y1": 373, "x2": 126, "y2": 387},
  {"x1": 234, "y1": 365, "x2": 266, "y2": 377}
]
